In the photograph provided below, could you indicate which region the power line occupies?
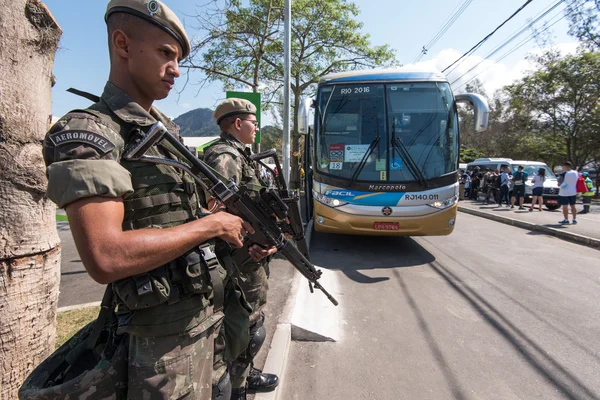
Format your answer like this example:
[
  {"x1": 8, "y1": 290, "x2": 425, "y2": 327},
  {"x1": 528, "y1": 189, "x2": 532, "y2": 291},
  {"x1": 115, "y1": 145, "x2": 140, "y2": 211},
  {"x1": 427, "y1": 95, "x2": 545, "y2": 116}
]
[
  {"x1": 449, "y1": 0, "x2": 565, "y2": 84},
  {"x1": 442, "y1": 0, "x2": 534, "y2": 73},
  {"x1": 413, "y1": 0, "x2": 474, "y2": 63},
  {"x1": 453, "y1": 9, "x2": 571, "y2": 91}
]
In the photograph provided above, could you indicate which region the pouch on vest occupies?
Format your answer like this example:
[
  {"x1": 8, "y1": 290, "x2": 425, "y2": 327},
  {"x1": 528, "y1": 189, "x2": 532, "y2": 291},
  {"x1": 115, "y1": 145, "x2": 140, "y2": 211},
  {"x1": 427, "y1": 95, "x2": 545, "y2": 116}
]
[
  {"x1": 113, "y1": 265, "x2": 171, "y2": 310},
  {"x1": 223, "y1": 281, "x2": 252, "y2": 362}
]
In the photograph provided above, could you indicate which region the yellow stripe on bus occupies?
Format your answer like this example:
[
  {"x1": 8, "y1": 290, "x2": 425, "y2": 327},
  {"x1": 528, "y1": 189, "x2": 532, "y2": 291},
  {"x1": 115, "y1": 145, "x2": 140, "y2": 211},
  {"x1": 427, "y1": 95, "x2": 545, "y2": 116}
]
[{"x1": 353, "y1": 192, "x2": 384, "y2": 200}]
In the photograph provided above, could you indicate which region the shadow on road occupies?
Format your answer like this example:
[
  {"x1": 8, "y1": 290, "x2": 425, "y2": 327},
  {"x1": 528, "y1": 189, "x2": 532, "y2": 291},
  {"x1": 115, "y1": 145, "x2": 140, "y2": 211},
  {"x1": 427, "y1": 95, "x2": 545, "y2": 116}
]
[
  {"x1": 393, "y1": 269, "x2": 470, "y2": 400},
  {"x1": 428, "y1": 260, "x2": 599, "y2": 400},
  {"x1": 61, "y1": 269, "x2": 87, "y2": 276},
  {"x1": 310, "y1": 231, "x2": 435, "y2": 284},
  {"x1": 57, "y1": 222, "x2": 71, "y2": 232}
]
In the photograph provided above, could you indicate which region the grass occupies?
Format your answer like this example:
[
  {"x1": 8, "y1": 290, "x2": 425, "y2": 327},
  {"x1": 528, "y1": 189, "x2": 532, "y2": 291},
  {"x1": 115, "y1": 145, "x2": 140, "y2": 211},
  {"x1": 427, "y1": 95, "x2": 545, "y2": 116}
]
[
  {"x1": 55, "y1": 214, "x2": 68, "y2": 222},
  {"x1": 55, "y1": 306, "x2": 100, "y2": 349}
]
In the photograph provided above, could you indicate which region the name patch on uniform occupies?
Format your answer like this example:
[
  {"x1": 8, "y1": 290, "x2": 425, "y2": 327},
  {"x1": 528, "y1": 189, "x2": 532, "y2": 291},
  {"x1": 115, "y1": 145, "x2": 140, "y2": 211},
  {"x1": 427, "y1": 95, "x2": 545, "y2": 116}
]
[{"x1": 49, "y1": 130, "x2": 116, "y2": 154}]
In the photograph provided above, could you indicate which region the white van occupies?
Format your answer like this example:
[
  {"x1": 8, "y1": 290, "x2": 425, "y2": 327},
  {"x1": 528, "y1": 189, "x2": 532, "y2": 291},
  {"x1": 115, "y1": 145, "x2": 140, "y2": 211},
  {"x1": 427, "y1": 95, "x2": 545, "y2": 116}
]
[{"x1": 466, "y1": 158, "x2": 560, "y2": 210}]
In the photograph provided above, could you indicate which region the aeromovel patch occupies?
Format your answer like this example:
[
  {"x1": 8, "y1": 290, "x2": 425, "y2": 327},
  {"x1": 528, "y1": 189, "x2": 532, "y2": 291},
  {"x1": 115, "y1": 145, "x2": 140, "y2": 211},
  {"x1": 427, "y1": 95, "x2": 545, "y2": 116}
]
[{"x1": 49, "y1": 130, "x2": 116, "y2": 154}]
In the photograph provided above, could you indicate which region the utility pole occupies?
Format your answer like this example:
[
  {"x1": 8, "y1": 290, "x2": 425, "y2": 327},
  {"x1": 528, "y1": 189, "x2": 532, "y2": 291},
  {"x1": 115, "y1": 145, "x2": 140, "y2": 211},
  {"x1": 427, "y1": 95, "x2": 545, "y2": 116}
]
[{"x1": 283, "y1": 0, "x2": 291, "y2": 184}]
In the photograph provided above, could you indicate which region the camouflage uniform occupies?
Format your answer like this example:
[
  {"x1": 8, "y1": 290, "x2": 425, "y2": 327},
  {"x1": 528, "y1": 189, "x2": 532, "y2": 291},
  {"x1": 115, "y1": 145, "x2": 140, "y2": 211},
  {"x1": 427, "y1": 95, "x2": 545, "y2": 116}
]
[
  {"x1": 38, "y1": 82, "x2": 223, "y2": 400},
  {"x1": 204, "y1": 132, "x2": 269, "y2": 391}
]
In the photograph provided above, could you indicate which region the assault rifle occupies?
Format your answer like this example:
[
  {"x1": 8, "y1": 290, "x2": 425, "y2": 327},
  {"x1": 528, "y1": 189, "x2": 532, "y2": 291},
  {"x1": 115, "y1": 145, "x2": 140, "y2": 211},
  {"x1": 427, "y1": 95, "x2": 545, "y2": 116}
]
[
  {"x1": 249, "y1": 148, "x2": 309, "y2": 259},
  {"x1": 123, "y1": 121, "x2": 338, "y2": 306}
]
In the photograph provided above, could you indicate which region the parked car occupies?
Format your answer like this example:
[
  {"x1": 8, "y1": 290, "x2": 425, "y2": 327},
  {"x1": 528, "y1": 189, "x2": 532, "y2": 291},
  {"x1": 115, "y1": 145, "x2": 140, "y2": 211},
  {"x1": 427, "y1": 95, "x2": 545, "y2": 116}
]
[{"x1": 466, "y1": 158, "x2": 560, "y2": 210}]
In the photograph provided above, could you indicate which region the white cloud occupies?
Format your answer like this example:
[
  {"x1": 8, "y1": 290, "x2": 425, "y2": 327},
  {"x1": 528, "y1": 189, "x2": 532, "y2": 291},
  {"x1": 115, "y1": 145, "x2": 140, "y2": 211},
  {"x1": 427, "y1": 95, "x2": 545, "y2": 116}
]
[
  {"x1": 181, "y1": 103, "x2": 192, "y2": 110},
  {"x1": 407, "y1": 42, "x2": 580, "y2": 96}
]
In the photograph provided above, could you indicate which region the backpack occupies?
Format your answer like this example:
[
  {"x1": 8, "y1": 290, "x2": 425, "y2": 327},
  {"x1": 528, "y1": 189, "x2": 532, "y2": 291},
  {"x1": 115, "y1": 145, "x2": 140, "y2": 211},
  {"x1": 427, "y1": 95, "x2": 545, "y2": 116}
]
[
  {"x1": 514, "y1": 171, "x2": 525, "y2": 186},
  {"x1": 495, "y1": 174, "x2": 502, "y2": 188},
  {"x1": 576, "y1": 174, "x2": 588, "y2": 193}
]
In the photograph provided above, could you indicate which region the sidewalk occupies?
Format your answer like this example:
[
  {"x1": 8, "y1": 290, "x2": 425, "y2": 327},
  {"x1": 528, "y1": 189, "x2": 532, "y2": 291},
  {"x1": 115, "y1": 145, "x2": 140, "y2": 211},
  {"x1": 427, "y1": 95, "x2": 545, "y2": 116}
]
[{"x1": 458, "y1": 199, "x2": 600, "y2": 249}]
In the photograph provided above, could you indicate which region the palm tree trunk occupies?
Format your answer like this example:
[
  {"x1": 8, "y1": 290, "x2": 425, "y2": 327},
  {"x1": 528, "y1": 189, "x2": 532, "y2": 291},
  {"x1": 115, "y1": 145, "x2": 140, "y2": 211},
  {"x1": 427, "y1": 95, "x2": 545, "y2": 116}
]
[{"x1": 0, "y1": 1, "x2": 62, "y2": 398}]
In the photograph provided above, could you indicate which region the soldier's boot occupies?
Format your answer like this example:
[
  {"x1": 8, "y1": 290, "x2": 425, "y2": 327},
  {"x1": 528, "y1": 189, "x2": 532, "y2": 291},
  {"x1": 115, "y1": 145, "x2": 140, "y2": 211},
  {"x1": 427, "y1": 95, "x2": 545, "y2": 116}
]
[
  {"x1": 213, "y1": 373, "x2": 232, "y2": 400},
  {"x1": 247, "y1": 366, "x2": 279, "y2": 391},
  {"x1": 230, "y1": 386, "x2": 247, "y2": 400}
]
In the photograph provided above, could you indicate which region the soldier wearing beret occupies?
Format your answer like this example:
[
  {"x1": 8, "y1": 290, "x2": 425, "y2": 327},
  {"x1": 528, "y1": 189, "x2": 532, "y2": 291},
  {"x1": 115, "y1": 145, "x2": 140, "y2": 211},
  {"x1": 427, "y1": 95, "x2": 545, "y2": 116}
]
[
  {"x1": 30, "y1": 1, "x2": 269, "y2": 399},
  {"x1": 204, "y1": 99, "x2": 280, "y2": 399}
]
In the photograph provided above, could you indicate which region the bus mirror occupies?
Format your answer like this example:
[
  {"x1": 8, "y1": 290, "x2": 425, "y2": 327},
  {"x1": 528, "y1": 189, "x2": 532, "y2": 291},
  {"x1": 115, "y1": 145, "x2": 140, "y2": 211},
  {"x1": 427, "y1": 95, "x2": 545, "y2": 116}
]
[
  {"x1": 455, "y1": 93, "x2": 489, "y2": 132},
  {"x1": 298, "y1": 97, "x2": 313, "y2": 135}
]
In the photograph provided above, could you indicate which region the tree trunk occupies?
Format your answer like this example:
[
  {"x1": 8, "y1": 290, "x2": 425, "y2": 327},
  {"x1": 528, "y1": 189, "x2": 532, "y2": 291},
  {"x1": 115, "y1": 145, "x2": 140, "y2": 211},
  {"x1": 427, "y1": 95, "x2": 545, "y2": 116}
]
[{"x1": 0, "y1": 1, "x2": 62, "y2": 398}]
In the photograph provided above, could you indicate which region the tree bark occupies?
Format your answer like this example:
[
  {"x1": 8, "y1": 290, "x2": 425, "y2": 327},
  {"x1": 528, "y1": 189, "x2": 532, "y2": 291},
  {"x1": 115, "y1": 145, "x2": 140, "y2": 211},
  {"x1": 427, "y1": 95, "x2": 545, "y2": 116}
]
[{"x1": 0, "y1": 1, "x2": 62, "y2": 398}]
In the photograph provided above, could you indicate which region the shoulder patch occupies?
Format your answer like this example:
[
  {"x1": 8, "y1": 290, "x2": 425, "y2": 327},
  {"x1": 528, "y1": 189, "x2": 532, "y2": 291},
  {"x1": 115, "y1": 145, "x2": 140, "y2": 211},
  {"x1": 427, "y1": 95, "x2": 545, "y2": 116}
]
[{"x1": 48, "y1": 130, "x2": 116, "y2": 155}]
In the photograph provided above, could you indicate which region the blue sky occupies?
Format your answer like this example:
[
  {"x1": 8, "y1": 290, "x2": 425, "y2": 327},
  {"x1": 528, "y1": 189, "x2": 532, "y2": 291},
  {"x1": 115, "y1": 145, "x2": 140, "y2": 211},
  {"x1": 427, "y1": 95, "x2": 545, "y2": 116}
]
[{"x1": 45, "y1": 0, "x2": 576, "y2": 121}]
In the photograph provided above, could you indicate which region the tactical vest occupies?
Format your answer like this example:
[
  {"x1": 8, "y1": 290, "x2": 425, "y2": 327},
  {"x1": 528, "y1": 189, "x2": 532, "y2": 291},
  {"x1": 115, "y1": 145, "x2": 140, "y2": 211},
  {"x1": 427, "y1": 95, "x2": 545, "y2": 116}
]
[
  {"x1": 73, "y1": 103, "x2": 224, "y2": 328},
  {"x1": 204, "y1": 136, "x2": 266, "y2": 194}
]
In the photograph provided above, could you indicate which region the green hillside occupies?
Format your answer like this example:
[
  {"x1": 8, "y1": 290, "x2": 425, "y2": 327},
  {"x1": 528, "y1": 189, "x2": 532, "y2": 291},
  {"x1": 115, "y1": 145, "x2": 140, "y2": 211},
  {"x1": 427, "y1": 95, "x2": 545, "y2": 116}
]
[{"x1": 174, "y1": 107, "x2": 220, "y2": 137}]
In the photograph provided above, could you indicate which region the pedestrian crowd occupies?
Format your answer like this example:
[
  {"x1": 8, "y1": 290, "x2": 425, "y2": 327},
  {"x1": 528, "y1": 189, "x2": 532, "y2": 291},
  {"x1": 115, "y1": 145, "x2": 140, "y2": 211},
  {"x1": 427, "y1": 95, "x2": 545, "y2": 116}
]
[{"x1": 459, "y1": 161, "x2": 595, "y2": 224}]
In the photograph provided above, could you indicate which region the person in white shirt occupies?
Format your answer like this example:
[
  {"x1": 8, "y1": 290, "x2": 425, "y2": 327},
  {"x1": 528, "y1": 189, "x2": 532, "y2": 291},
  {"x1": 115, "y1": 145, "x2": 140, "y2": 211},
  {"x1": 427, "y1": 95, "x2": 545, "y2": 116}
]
[
  {"x1": 529, "y1": 168, "x2": 546, "y2": 212},
  {"x1": 558, "y1": 161, "x2": 579, "y2": 224}
]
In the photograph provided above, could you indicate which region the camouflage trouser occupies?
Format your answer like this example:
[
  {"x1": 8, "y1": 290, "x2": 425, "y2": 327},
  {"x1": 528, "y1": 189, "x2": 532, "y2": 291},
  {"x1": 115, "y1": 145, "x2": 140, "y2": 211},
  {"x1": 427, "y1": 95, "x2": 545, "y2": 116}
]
[
  {"x1": 229, "y1": 262, "x2": 269, "y2": 389},
  {"x1": 128, "y1": 317, "x2": 221, "y2": 400}
]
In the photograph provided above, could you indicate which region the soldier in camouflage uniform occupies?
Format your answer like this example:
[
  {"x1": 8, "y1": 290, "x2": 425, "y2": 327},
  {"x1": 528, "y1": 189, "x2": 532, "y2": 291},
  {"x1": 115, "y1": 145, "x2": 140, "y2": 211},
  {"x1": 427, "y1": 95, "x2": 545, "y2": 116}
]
[
  {"x1": 204, "y1": 99, "x2": 280, "y2": 400},
  {"x1": 20, "y1": 2, "x2": 271, "y2": 399}
]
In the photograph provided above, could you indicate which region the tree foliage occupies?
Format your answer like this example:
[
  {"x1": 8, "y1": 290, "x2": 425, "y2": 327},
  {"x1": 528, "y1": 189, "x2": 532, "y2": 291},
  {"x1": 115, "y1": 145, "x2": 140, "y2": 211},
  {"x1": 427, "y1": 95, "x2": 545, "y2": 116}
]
[
  {"x1": 188, "y1": 0, "x2": 396, "y2": 188},
  {"x1": 566, "y1": 0, "x2": 600, "y2": 49},
  {"x1": 504, "y1": 50, "x2": 600, "y2": 169},
  {"x1": 458, "y1": 51, "x2": 600, "y2": 170},
  {"x1": 185, "y1": 0, "x2": 283, "y2": 104}
]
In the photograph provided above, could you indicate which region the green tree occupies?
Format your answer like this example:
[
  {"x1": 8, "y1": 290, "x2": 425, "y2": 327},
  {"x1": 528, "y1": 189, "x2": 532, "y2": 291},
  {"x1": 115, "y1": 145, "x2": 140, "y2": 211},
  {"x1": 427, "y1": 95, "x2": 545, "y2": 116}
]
[
  {"x1": 566, "y1": 0, "x2": 600, "y2": 49},
  {"x1": 186, "y1": 0, "x2": 282, "y2": 101},
  {"x1": 504, "y1": 50, "x2": 600, "y2": 169},
  {"x1": 280, "y1": 0, "x2": 396, "y2": 188},
  {"x1": 188, "y1": 0, "x2": 396, "y2": 188},
  {"x1": 459, "y1": 148, "x2": 484, "y2": 163}
]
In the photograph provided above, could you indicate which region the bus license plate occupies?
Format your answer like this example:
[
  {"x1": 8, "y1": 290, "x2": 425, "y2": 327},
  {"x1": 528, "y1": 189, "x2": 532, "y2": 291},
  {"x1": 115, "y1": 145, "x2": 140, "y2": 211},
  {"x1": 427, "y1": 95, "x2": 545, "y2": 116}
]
[{"x1": 374, "y1": 222, "x2": 399, "y2": 231}]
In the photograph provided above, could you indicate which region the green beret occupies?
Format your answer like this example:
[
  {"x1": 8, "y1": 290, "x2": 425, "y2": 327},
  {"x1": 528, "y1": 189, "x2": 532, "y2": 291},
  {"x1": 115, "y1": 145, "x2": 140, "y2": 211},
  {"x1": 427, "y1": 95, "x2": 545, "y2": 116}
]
[
  {"x1": 105, "y1": 0, "x2": 190, "y2": 60},
  {"x1": 213, "y1": 98, "x2": 257, "y2": 124}
]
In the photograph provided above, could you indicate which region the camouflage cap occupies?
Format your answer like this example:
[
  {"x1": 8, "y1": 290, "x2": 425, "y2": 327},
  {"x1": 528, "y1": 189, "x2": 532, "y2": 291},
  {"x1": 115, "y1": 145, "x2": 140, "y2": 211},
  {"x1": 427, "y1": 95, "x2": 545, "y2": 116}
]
[
  {"x1": 213, "y1": 98, "x2": 257, "y2": 124},
  {"x1": 105, "y1": 0, "x2": 190, "y2": 60}
]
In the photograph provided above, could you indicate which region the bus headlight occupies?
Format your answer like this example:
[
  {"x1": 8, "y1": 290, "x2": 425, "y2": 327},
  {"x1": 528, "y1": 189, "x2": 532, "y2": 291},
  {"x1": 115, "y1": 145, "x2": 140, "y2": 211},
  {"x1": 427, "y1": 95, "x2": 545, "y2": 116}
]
[
  {"x1": 428, "y1": 195, "x2": 458, "y2": 210},
  {"x1": 312, "y1": 190, "x2": 348, "y2": 207}
]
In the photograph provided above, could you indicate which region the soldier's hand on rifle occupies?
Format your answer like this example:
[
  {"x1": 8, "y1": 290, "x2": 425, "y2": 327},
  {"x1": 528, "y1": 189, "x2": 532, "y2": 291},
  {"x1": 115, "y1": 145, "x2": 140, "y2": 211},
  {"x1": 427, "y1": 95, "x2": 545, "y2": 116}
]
[
  {"x1": 203, "y1": 212, "x2": 254, "y2": 248},
  {"x1": 248, "y1": 245, "x2": 277, "y2": 262}
]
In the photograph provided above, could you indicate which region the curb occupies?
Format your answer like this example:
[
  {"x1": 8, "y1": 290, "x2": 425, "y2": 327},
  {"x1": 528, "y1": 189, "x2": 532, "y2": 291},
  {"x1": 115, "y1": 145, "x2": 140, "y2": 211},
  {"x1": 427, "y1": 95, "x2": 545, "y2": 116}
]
[
  {"x1": 57, "y1": 301, "x2": 101, "y2": 313},
  {"x1": 255, "y1": 218, "x2": 313, "y2": 400},
  {"x1": 458, "y1": 206, "x2": 600, "y2": 249}
]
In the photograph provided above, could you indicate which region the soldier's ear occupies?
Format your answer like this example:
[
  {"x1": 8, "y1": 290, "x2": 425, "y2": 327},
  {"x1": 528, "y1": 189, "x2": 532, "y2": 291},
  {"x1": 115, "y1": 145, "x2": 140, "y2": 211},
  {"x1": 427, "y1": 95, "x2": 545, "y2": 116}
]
[{"x1": 112, "y1": 30, "x2": 131, "y2": 60}]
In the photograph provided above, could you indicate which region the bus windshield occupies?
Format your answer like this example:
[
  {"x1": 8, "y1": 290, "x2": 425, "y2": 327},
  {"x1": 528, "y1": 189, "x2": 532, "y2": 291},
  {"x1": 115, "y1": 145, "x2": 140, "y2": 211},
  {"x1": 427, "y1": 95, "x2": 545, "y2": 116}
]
[{"x1": 315, "y1": 82, "x2": 458, "y2": 183}]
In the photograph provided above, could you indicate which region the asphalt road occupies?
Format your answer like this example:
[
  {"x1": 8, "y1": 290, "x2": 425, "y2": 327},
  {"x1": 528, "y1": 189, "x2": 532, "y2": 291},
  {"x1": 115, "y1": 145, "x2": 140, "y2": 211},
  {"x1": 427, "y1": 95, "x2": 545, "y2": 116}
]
[
  {"x1": 283, "y1": 213, "x2": 600, "y2": 400},
  {"x1": 57, "y1": 221, "x2": 105, "y2": 308}
]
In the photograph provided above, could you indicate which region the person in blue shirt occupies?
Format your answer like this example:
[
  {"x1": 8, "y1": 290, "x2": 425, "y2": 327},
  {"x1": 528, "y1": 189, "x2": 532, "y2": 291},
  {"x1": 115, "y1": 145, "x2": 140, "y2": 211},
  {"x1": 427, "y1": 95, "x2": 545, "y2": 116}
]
[
  {"x1": 510, "y1": 165, "x2": 528, "y2": 209},
  {"x1": 498, "y1": 165, "x2": 512, "y2": 207}
]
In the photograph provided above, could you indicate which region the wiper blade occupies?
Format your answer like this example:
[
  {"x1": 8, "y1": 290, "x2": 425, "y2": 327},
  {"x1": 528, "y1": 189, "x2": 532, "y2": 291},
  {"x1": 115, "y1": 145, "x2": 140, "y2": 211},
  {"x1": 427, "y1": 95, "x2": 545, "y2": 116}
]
[
  {"x1": 348, "y1": 136, "x2": 380, "y2": 186},
  {"x1": 392, "y1": 137, "x2": 429, "y2": 188}
]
